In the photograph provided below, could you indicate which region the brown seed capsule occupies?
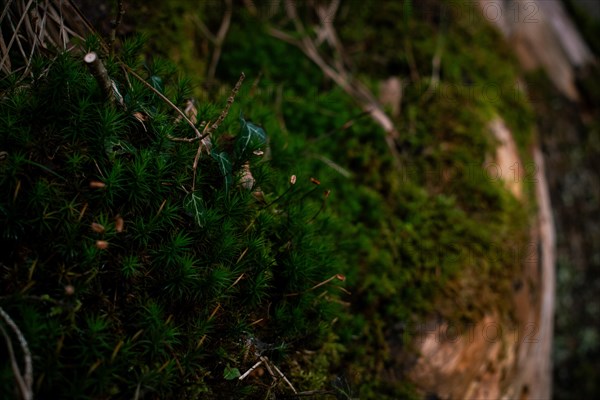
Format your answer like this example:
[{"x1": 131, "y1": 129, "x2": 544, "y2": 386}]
[
  {"x1": 64, "y1": 285, "x2": 75, "y2": 296},
  {"x1": 133, "y1": 112, "x2": 149, "y2": 131},
  {"x1": 91, "y1": 222, "x2": 105, "y2": 233},
  {"x1": 252, "y1": 191, "x2": 266, "y2": 204},
  {"x1": 115, "y1": 215, "x2": 124, "y2": 233},
  {"x1": 133, "y1": 111, "x2": 148, "y2": 122},
  {"x1": 95, "y1": 240, "x2": 109, "y2": 250},
  {"x1": 310, "y1": 177, "x2": 321, "y2": 185},
  {"x1": 89, "y1": 181, "x2": 106, "y2": 189}
]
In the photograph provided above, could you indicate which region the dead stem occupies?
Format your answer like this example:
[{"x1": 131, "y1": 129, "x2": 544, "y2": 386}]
[
  {"x1": 108, "y1": 0, "x2": 125, "y2": 54},
  {"x1": 0, "y1": 307, "x2": 33, "y2": 400}
]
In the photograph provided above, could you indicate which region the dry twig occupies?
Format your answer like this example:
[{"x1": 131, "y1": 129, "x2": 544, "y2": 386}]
[
  {"x1": 122, "y1": 65, "x2": 244, "y2": 191},
  {"x1": 268, "y1": 0, "x2": 401, "y2": 168},
  {"x1": 204, "y1": 71, "x2": 245, "y2": 137},
  {"x1": 238, "y1": 346, "x2": 297, "y2": 394},
  {"x1": 121, "y1": 63, "x2": 202, "y2": 139},
  {"x1": 190, "y1": 72, "x2": 245, "y2": 190},
  {"x1": 108, "y1": 0, "x2": 125, "y2": 54},
  {"x1": 84, "y1": 52, "x2": 114, "y2": 103},
  {"x1": 1, "y1": 0, "x2": 94, "y2": 79},
  {"x1": 193, "y1": 0, "x2": 232, "y2": 81},
  {"x1": 0, "y1": 307, "x2": 33, "y2": 400}
]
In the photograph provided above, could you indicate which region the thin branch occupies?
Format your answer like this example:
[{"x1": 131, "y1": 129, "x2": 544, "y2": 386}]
[
  {"x1": 123, "y1": 71, "x2": 243, "y2": 192},
  {"x1": 192, "y1": 0, "x2": 232, "y2": 81},
  {"x1": 269, "y1": 1, "x2": 402, "y2": 167},
  {"x1": 0, "y1": 324, "x2": 27, "y2": 399},
  {"x1": 0, "y1": 0, "x2": 35, "y2": 72},
  {"x1": 238, "y1": 359, "x2": 263, "y2": 380},
  {"x1": 261, "y1": 176, "x2": 296, "y2": 209},
  {"x1": 58, "y1": 0, "x2": 68, "y2": 48},
  {"x1": 315, "y1": 0, "x2": 346, "y2": 73},
  {"x1": 192, "y1": 72, "x2": 244, "y2": 190},
  {"x1": 204, "y1": 71, "x2": 245, "y2": 137},
  {"x1": 133, "y1": 382, "x2": 141, "y2": 400},
  {"x1": 191, "y1": 122, "x2": 211, "y2": 191},
  {"x1": 121, "y1": 63, "x2": 202, "y2": 139},
  {"x1": 20, "y1": 2, "x2": 42, "y2": 79},
  {"x1": 66, "y1": 0, "x2": 109, "y2": 53},
  {"x1": 0, "y1": 0, "x2": 16, "y2": 24},
  {"x1": 45, "y1": 3, "x2": 84, "y2": 40},
  {"x1": 192, "y1": 15, "x2": 216, "y2": 43},
  {"x1": 271, "y1": 362, "x2": 297, "y2": 393},
  {"x1": 286, "y1": 389, "x2": 337, "y2": 397},
  {"x1": 0, "y1": 307, "x2": 33, "y2": 400},
  {"x1": 84, "y1": 52, "x2": 114, "y2": 103},
  {"x1": 208, "y1": 0, "x2": 232, "y2": 81},
  {"x1": 6, "y1": 11, "x2": 28, "y2": 65},
  {"x1": 261, "y1": 356, "x2": 276, "y2": 380},
  {"x1": 108, "y1": 0, "x2": 125, "y2": 54},
  {"x1": 0, "y1": 33, "x2": 10, "y2": 73},
  {"x1": 167, "y1": 135, "x2": 202, "y2": 143}
]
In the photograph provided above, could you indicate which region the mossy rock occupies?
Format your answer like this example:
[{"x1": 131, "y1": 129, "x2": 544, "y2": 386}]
[{"x1": 1, "y1": 0, "x2": 539, "y2": 398}]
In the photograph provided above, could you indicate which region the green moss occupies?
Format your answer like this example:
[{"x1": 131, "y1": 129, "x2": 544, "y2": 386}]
[
  {"x1": 212, "y1": 0, "x2": 534, "y2": 395},
  {"x1": 0, "y1": 37, "x2": 346, "y2": 398},
  {"x1": 1, "y1": 0, "x2": 538, "y2": 397}
]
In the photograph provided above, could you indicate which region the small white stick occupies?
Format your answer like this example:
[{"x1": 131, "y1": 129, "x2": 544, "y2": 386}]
[
  {"x1": 272, "y1": 362, "x2": 297, "y2": 394},
  {"x1": 238, "y1": 359, "x2": 263, "y2": 380},
  {"x1": 84, "y1": 52, "x2": 114, "y2": 103},
  {"x1": 260, "y1": 356, "x2": 276, "y2": 380}
]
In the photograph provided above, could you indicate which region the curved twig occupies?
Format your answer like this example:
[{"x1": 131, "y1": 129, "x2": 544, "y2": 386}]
[
  {"x1": 0, "y1": 307, "x2": 33, "y2": 400},
  {"x1": 269, "y1": 1, "x2": 401, "y2": 168}
]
